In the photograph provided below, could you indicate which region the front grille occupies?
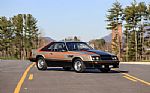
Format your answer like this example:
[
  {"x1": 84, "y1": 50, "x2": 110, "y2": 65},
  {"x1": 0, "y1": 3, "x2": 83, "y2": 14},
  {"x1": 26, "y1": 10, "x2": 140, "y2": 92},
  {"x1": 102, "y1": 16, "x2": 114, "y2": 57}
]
[{"x1": 100, "y1": 55, "x2": 112, "y2": 60}]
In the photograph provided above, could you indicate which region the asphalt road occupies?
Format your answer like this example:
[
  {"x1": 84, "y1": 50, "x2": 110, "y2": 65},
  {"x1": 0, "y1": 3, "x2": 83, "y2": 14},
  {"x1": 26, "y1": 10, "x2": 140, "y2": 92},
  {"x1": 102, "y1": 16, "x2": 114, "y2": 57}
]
[{"x1": 0, "y1": 60, "x2": 150, "y2": 93}]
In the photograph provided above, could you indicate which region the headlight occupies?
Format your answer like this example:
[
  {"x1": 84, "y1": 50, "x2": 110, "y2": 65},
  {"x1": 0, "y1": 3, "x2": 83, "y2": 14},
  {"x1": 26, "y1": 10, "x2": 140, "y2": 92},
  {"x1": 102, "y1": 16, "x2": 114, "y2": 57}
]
[{"x1": 92, "y1": 56, "x2": 100, "y2": 61}]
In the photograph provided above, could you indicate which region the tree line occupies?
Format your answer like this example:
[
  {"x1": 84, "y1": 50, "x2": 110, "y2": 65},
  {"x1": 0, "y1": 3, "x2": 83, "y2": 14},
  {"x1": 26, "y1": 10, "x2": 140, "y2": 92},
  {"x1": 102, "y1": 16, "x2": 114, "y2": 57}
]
[
  {"x1": 106, "y1": 1, "x2": 150, "y2": 61},
  {"x1": 89, "y1": 39, "x2": 111, "y2": 52},
  {"x1": 0, "y1": 14, "x2": 39, "y2": 59},
  {"x1": 62, "y1": 36, "x2": 81, "y2": 41}
]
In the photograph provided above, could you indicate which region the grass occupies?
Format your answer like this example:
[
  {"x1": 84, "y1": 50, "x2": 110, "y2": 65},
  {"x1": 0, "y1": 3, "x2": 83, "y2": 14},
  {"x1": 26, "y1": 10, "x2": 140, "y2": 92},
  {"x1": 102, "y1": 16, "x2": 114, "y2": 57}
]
[
  {"x1": 0, "y1": 56, "x2": 18, "y2": 60},
  {"x1": 141, "y1": 60, "x2": 150, "y2": 62}
]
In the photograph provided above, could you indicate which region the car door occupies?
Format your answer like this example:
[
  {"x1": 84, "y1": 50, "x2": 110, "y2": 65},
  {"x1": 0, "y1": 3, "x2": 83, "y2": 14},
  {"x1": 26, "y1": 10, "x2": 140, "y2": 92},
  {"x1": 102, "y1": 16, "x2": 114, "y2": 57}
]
[
  {"x1": 40, "y1": 42, "x2": 55, "y2": 61},
  {"x1": 49, "y1": 42, "x2": 72, "y2": 66},
  {"x1": 50, "y1": 43, "x2": 65, "y2": 60}
]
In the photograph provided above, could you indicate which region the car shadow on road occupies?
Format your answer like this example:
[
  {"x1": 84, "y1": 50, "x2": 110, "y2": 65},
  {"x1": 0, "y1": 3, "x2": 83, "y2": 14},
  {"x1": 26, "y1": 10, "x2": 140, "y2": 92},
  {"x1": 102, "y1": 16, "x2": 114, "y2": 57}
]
[
  {"x1": 46, "y1": 67, "x2": 128, "y2": 74},
  {"x1": 103, "y1": 70, "x2": 128, "y2": 74},
  {"x1": 82, "y1": 69, "x2": 128, "y2": 74},
  {"x1": 46, "y1": 67, "x2": 74, "y2": 72}
]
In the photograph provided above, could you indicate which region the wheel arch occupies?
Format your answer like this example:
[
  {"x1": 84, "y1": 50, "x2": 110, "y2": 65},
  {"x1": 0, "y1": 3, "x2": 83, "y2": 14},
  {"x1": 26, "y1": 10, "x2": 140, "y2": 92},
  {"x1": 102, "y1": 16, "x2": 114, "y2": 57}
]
[
  {"x1": 72, "y1": 57, "x2": 85, "y2": 72},
  {"x1": 72, "y1": 57, "x2": 82, "y2": 64},
  {"x1": 36, "y1": 55, "x2": 45, "y2": 61}
]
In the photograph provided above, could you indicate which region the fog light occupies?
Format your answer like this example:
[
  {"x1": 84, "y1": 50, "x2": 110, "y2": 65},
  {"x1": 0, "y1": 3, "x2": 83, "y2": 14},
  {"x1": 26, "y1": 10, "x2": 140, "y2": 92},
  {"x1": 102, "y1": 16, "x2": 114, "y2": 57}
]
[
  {"x1": 102, "y1": 65, "x2": 105, "y2": 68},
  {"x1": 112, "y1": 57, "x2": 117, "y2": 60},
  {"x1": 96, "y1": 57, "x2": 99, "y2": 60}
]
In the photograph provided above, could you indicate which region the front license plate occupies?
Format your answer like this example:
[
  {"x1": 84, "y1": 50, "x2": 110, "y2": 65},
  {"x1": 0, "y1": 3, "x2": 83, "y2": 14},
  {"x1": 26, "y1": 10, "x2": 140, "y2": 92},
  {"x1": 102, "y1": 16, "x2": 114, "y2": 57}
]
[{"x1": 102, "y1": 65, "x2": 105, "y2": 68}]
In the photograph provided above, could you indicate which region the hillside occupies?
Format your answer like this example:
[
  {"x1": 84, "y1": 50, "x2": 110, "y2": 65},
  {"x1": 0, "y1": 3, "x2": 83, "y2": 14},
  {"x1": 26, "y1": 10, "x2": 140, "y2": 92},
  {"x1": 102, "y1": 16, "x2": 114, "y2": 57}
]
[
  {"x1": 39, "y1": 37, "x2": 55, "y2": 47},
  {"x1": 101, "y1": 33, "x2": 112, "y2": 42},
  {"x1": 101, "y1": 33, "x2": 125, "y2": 43}
]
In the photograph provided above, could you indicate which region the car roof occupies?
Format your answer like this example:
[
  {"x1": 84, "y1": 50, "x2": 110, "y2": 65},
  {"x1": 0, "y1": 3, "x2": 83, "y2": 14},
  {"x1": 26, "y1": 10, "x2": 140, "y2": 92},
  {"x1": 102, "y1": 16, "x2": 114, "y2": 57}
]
[
  {"x1": 52, "y1": 41, "x2": 86, "y2": 43},
  {"x1": 38, "y1": 41, "x2": 90, "y2": 51}
]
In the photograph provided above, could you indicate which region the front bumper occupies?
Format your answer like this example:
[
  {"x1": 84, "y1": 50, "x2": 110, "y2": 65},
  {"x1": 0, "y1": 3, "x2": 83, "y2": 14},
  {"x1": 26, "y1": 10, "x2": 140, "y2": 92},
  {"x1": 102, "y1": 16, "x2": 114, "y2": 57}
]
[{"x1": 83, "y1": 60, "x2": 119, "y2": 68}]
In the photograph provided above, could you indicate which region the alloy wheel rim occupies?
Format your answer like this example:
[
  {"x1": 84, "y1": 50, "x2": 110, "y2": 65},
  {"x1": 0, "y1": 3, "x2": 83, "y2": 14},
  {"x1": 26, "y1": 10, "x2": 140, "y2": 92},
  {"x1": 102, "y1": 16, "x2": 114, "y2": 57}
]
[
  {"x1": 38, "y1": 59, "x2": 44, "y2": 69},
  {"x1": 74, "y1": 61, "x2": 82, "y2": 71}
]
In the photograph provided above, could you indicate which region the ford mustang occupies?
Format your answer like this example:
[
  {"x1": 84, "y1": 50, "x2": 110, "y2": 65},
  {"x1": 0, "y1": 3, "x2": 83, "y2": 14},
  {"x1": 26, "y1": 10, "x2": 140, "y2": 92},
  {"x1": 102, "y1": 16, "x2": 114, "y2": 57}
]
[{"x1": 29, "y1": 41, "x2": 119, "y2": 72}]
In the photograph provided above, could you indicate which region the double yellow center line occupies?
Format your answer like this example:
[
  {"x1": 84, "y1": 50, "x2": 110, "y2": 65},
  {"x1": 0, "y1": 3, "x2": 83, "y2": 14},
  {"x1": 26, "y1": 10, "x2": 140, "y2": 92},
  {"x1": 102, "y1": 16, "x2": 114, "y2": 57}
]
[
  {"x1": 123, "y1": 75, "x2": 137, "y2": 82},
  {"x1": 112, "y1": 68, "x2": 150, "y2": 86},
  {"x1": 122, "y1": 73, "x2": 150, "y2": 86}
]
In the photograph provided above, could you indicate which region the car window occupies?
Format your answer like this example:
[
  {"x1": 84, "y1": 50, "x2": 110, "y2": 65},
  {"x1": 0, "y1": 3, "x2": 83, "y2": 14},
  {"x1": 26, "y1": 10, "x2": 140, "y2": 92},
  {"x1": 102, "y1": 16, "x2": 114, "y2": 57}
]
[
  {"x1": 66, "y1": 43, "x2": 78, "y2": 51},
  {"x1": 53, "y1": 43, "x2": 66, "y2": 52},
  {"x1": 78, "y1": 43, "x2": 91, "y2": 50},
  {"x1": 40, "y1": 42, "x2": 55, "y2": 51},
  {"x1": 66, "y1": 42, "x2": 93, "y2": 51},
  {"x1": 47, "y1": 43, "x2": 55, "y2": 51},
  {"x1": 41, "y1": 42, "x2": 67, "y2": 52}
]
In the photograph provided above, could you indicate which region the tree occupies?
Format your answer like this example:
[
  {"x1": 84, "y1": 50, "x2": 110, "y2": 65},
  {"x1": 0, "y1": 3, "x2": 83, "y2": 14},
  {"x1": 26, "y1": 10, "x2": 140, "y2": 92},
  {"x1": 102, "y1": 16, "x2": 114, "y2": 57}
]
[
  {"x1": 0, "y1": 17, "x2": 13, "y2": 58},
  {"x1": 0, "y1": 14, "x2": 40, "y2": 59},
  {"x1": 12, "y1": 14, "x2": 24, "y2": 59},
  {"x1": 124, "y1": 1, "x2": 148, "y2": 61},
  {"x1": 123, "y1": 25, "x2": 129, "y2": 61},
  {"x1": 89, "y1": 39, "x2": 106, "y2": 50},
  {"x1": 106, "y1": 1, "x2": 123, "y2": 59},
  {"x1": 137, "y1": 2, "x2": 148, "y2": 60},
  {"x1": 63, "y1": 36, "x2": 80, "y2": 41},
  {"x1": 143, "y1": 4, "x2": 150, "y2": 58},
  {"x1": 24, "y1": 14, "x2": 39, "y2": 58},
  {"x1": 124, "y1": 1, "x2": 138, "y2": 61}
]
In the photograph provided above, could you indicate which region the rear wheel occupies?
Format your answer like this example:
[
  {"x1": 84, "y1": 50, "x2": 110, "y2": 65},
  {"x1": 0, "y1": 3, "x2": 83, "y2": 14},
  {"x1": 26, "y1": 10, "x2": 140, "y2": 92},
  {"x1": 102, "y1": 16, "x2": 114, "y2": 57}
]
[
  {"x1": 73, "y1": 58, "x2": 85, "y2": 73},
  {"x1": 36, "y1": 57, "x2": 47, "y2": 70}
]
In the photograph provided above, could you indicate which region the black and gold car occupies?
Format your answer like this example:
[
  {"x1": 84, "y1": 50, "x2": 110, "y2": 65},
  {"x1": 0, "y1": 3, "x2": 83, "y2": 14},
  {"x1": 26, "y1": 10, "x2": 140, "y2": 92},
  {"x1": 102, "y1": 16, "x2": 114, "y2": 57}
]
[{"x1": 29, "y1": 41, "x2": 119, "y2": 72}]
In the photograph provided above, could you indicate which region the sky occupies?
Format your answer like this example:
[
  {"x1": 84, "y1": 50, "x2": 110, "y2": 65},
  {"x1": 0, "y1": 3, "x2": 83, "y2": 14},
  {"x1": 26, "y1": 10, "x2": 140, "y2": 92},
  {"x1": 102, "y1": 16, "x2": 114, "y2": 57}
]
[{"x1": 0, "y1": 0, "x2": 149, "y2": 41}]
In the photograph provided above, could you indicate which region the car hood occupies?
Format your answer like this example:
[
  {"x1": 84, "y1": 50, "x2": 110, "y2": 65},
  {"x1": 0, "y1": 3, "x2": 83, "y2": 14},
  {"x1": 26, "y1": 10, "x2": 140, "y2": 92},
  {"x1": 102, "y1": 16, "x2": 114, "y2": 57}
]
[
  {"x1": 86, "y1": 49, "x2": 115, "y2": 56},
  {"x1": 71, "y1": 49, "x2": 115, "y2": 56}
]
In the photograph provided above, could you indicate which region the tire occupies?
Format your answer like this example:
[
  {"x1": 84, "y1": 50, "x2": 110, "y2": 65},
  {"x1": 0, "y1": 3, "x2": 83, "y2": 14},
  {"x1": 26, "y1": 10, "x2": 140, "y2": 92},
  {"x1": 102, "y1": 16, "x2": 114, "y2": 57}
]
[
  {"x1": 63, "y1": 67, "x2": 72, "y2": 71},
  {"x1": 73, "y1": 58, "x2": 85, "y2": 73},
  {"x1": 99, "y1": 68, "x2": 110, "y2": 73},
  {"x1": 36, "y1": 57, "x2": 47, "y2": 70}
]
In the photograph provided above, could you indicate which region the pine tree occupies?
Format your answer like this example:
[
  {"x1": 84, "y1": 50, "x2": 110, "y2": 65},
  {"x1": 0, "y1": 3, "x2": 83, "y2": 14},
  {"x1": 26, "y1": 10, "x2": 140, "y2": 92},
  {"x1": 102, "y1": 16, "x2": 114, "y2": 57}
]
[
  {"x1": 12, "y1": 14, "x2": 24, "y2": 59},
  {"x1": 106, "y1": 1, "x2": 123, "y2": 59},
  {"x1": 144, "y1": 4, "x2": 150, "y2": 58},
  {"x1": 124, "y1": 1, "x2": 140, "y2": 61},
  {"x1": 137, "y1": 2, "x2": 147, "y2": 61},
  {"x1": 124, "y1": 1, "x2": 149, "y2": 61},
  {"x1": 24, "y1": 14, "x2": 39, "y2": 58},
  {"x1": 0, "y1": 17, "x2": 13, "y2": 58}
]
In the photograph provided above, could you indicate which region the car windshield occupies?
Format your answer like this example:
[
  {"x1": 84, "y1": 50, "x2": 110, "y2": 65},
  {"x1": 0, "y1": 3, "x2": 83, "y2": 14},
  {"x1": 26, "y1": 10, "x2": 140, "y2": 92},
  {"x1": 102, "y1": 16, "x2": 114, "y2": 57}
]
[{"x1": 66, "y1": 42, "x2": 93, "y2": 51}]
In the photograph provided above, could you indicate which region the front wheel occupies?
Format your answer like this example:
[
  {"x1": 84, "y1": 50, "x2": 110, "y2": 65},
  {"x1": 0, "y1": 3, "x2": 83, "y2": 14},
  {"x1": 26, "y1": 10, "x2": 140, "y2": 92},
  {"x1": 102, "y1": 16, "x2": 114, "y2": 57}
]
[
  {"x1": 36, "y1": 57, "x2": 47, "y2": 70},
  {"x1": 73, "y1": 59, "x2": 85, "y2": 73}
]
